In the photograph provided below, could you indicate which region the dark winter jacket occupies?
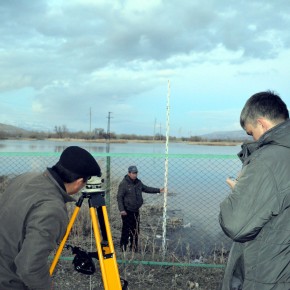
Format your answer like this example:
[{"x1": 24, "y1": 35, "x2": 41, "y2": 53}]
[
  {"x1": 117, "y1": 175, "x2": 160, "y2": 212},
  {"x1": 0, "y1": 169, "x2": 75, "y2": 290},
  {"x1": 219, "y1": 119, "x2": 290, "y2": 290}
]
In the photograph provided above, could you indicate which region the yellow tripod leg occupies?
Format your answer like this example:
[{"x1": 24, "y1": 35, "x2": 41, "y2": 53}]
[
  {"x1": 102, "y1": 206, "x2": 121, "y2": 279},
  {"x1": 90, "y1": 206, "x2": 122, "y2": 290},
  {"x1": 50, "y1": 205, "x2": 81, "y2": 275}
]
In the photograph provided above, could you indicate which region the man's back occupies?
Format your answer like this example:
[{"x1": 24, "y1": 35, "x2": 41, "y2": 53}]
[{"x1": 0, "y1": 172, "x2": 68, "y2": 289}]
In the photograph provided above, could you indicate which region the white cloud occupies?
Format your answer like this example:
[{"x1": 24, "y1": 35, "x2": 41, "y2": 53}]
[
  {"x1": 32, "y1": 102, "x2": 44, "y2": 113},
  {"x1": 0, "y1": 0, "x2": 290, "y2": 135}
]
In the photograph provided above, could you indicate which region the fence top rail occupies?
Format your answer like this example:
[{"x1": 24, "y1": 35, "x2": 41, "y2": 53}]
[{"x1": 0, "y1": 152, "x2": 238, "y2": 159}]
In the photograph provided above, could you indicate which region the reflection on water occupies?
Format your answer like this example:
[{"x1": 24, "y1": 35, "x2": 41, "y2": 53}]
[{"x1": 0, "y1": 139, "x2": 241, "y2": 155}]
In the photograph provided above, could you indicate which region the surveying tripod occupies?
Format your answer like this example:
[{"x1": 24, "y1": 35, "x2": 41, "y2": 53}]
[{"x1": 50, "y1": 177, "x2": 127, "y2": 290}]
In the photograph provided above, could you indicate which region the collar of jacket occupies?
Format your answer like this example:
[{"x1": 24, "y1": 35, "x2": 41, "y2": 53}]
[
  {"x1": 258, "y1": 119, "x2": 290, "y2": 148},
  {"x1": 45, "y1": 168, "x2": 76, "y2": 203},
  {"x1": 238, "y1": 119, "x2": 290, "y2": 164},
  {"x1": 237, "y1": 141, "x2": 259, "y2": 163}
]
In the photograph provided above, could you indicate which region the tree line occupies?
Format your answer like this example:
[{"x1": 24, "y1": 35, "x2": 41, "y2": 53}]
[{"x1": 0, "y1": 125, "x2": 243, "y2": 142}]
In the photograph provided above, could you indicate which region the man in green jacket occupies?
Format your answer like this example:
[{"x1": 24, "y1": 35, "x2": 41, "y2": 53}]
[
  {"x1": 0, "y1": 146, "x2": 101, "y2": 290},
  {"x1": 219, "y1": 91, "x2": 290, "y2": 290},
  {"x1": 117, "y1": 165, "x2": 164, "y2": 252}
]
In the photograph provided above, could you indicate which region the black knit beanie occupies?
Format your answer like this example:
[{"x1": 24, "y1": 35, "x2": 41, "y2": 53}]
[{"x1": 58, "y1": 146, "x2": 101, "y2": 177}]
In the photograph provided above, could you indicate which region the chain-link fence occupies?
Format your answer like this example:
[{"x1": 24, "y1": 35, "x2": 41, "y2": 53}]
[{"x1": 0, "y1": 152, "x2": 241, "y2": 265}]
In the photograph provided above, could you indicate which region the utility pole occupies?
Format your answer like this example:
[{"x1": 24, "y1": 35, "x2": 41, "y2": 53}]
[
  {"x1": 153, "y1": 118, "x2": 157, "y2": 141},
  {"x1": 106, "y1": 112, "x2": 112, "y2": 150},
  {"x1": 90, "y1": 107, "x2": 92, "y2": 137},
  {"x1": 106, "y1": 112, "x2": 112, "y2": 215}
]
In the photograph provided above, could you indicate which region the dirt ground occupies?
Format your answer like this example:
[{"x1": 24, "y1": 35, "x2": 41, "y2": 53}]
[
  {"x1": 51, "y1": 255, "x2": 224, "y2": 290},
  {"x1": 50, "y1": 244, "x2": 225, "y2": 290}
]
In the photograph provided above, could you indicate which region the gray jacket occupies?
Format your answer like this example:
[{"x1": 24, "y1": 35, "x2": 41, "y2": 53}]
[
  {"x1": 219, "y1": 119, "x2": 290, "y2": 290},
  {"x1": 117, "y1": 175, "x2": 160, "y2": 212},
  {"x1": 0, "y1": 170, "x2": 74, "y2": 290}
]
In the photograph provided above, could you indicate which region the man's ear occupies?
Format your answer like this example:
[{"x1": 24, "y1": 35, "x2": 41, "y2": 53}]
[
  {"x1": 75, "y1": 178, "x2": 85, "y2": 187},
  {"x1": 257, "y1": 117, "x2": 273, "y2": 132},
  {"x1": 65, "y1": 178, "x2": 85, "y2": 195}
]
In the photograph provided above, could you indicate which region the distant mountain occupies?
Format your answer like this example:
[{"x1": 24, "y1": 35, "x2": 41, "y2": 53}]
[
  {"x1": 0, "y1": 123, "x2": 30, "y2": 134},
  {"x1": 200, "y1": 130, "x2": 251, "y2": 141}
]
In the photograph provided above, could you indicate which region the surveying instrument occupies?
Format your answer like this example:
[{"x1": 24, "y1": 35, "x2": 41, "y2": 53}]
[{"x1": 50, "y1": 176, "x2": 128, "y2": 290}]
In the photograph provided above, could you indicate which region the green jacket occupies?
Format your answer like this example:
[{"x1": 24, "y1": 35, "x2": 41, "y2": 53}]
[
  {"x1": 219, "y1": 120, "x2": 290, "y2": 290},
  {"x1": 0, "y1": 170, "x2": 74, "y2": 290},
  {"x1": 117, "y1": 175, "x2": 160, "y2": 212}
]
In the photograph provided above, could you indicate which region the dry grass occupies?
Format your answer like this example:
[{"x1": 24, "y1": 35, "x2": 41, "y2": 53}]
[{"x1": 51, "y1": 259, "x2": 224, "y2": 289}]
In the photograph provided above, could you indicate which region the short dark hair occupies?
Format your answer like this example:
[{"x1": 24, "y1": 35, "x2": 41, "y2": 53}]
[
  {"x1": 240, "y1": 90, "x2": 289, "y2": 129},
  {"x1": 53, "y1": 162, "x2": 88, "y2": 183}
]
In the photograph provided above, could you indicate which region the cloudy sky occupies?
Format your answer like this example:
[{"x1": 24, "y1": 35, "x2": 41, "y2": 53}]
[{"x1": 1, "y1": 0, "x2": 290, "y2": 137}]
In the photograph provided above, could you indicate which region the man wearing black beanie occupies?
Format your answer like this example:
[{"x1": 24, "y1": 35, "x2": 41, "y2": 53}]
[{"x1": 0, "y1": 146, "x2": 101, "y2": 290}]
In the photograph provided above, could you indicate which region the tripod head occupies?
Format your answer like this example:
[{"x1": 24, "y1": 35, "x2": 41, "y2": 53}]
[
  {"x1": 78, "y1": 176, "x2": 106, "y2": 208},
  {"x1": 82, "y1": 176, "x2": 105, "y2": 198}
]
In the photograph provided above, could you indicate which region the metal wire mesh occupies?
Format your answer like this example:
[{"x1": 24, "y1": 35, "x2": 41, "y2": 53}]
[{"x1": 0, "y1": 152, "x2": 241, "y2": 263}]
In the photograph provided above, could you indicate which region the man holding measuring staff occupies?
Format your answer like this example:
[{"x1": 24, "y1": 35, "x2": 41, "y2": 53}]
[
  {"x1": 0, "y1": 146, "x2": 101, "y2": 290},
  {"x1": 117, "y1": 165, "x2": 164, "y2": 252}
]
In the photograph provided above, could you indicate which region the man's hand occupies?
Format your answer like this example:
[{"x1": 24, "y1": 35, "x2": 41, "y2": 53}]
[
  {"x1": 160, "y1": 188, "x2": 165, "y2": 193},
  {"x1": 226, "y1": 177, "x2": 237, "y2": 190},
  {"x1": 120, "y1": 211, "x2": 127, "y2": 216}
]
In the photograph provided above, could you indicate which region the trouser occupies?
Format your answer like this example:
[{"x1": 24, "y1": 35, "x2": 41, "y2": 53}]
[{"x1": 120, "y1": 210, "x2": 140, "y2": 251}]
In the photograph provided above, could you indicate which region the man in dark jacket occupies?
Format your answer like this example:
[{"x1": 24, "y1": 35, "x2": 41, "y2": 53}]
[
  {"x1": 0, "y1": 146, "x2": 101, "y2": 290},
  {"x1": 219, "y1": 91, "x2": 290, "y2": 290},
  {"x1": 117, "y1": 165, "x2": 164, "y2": 252}
]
